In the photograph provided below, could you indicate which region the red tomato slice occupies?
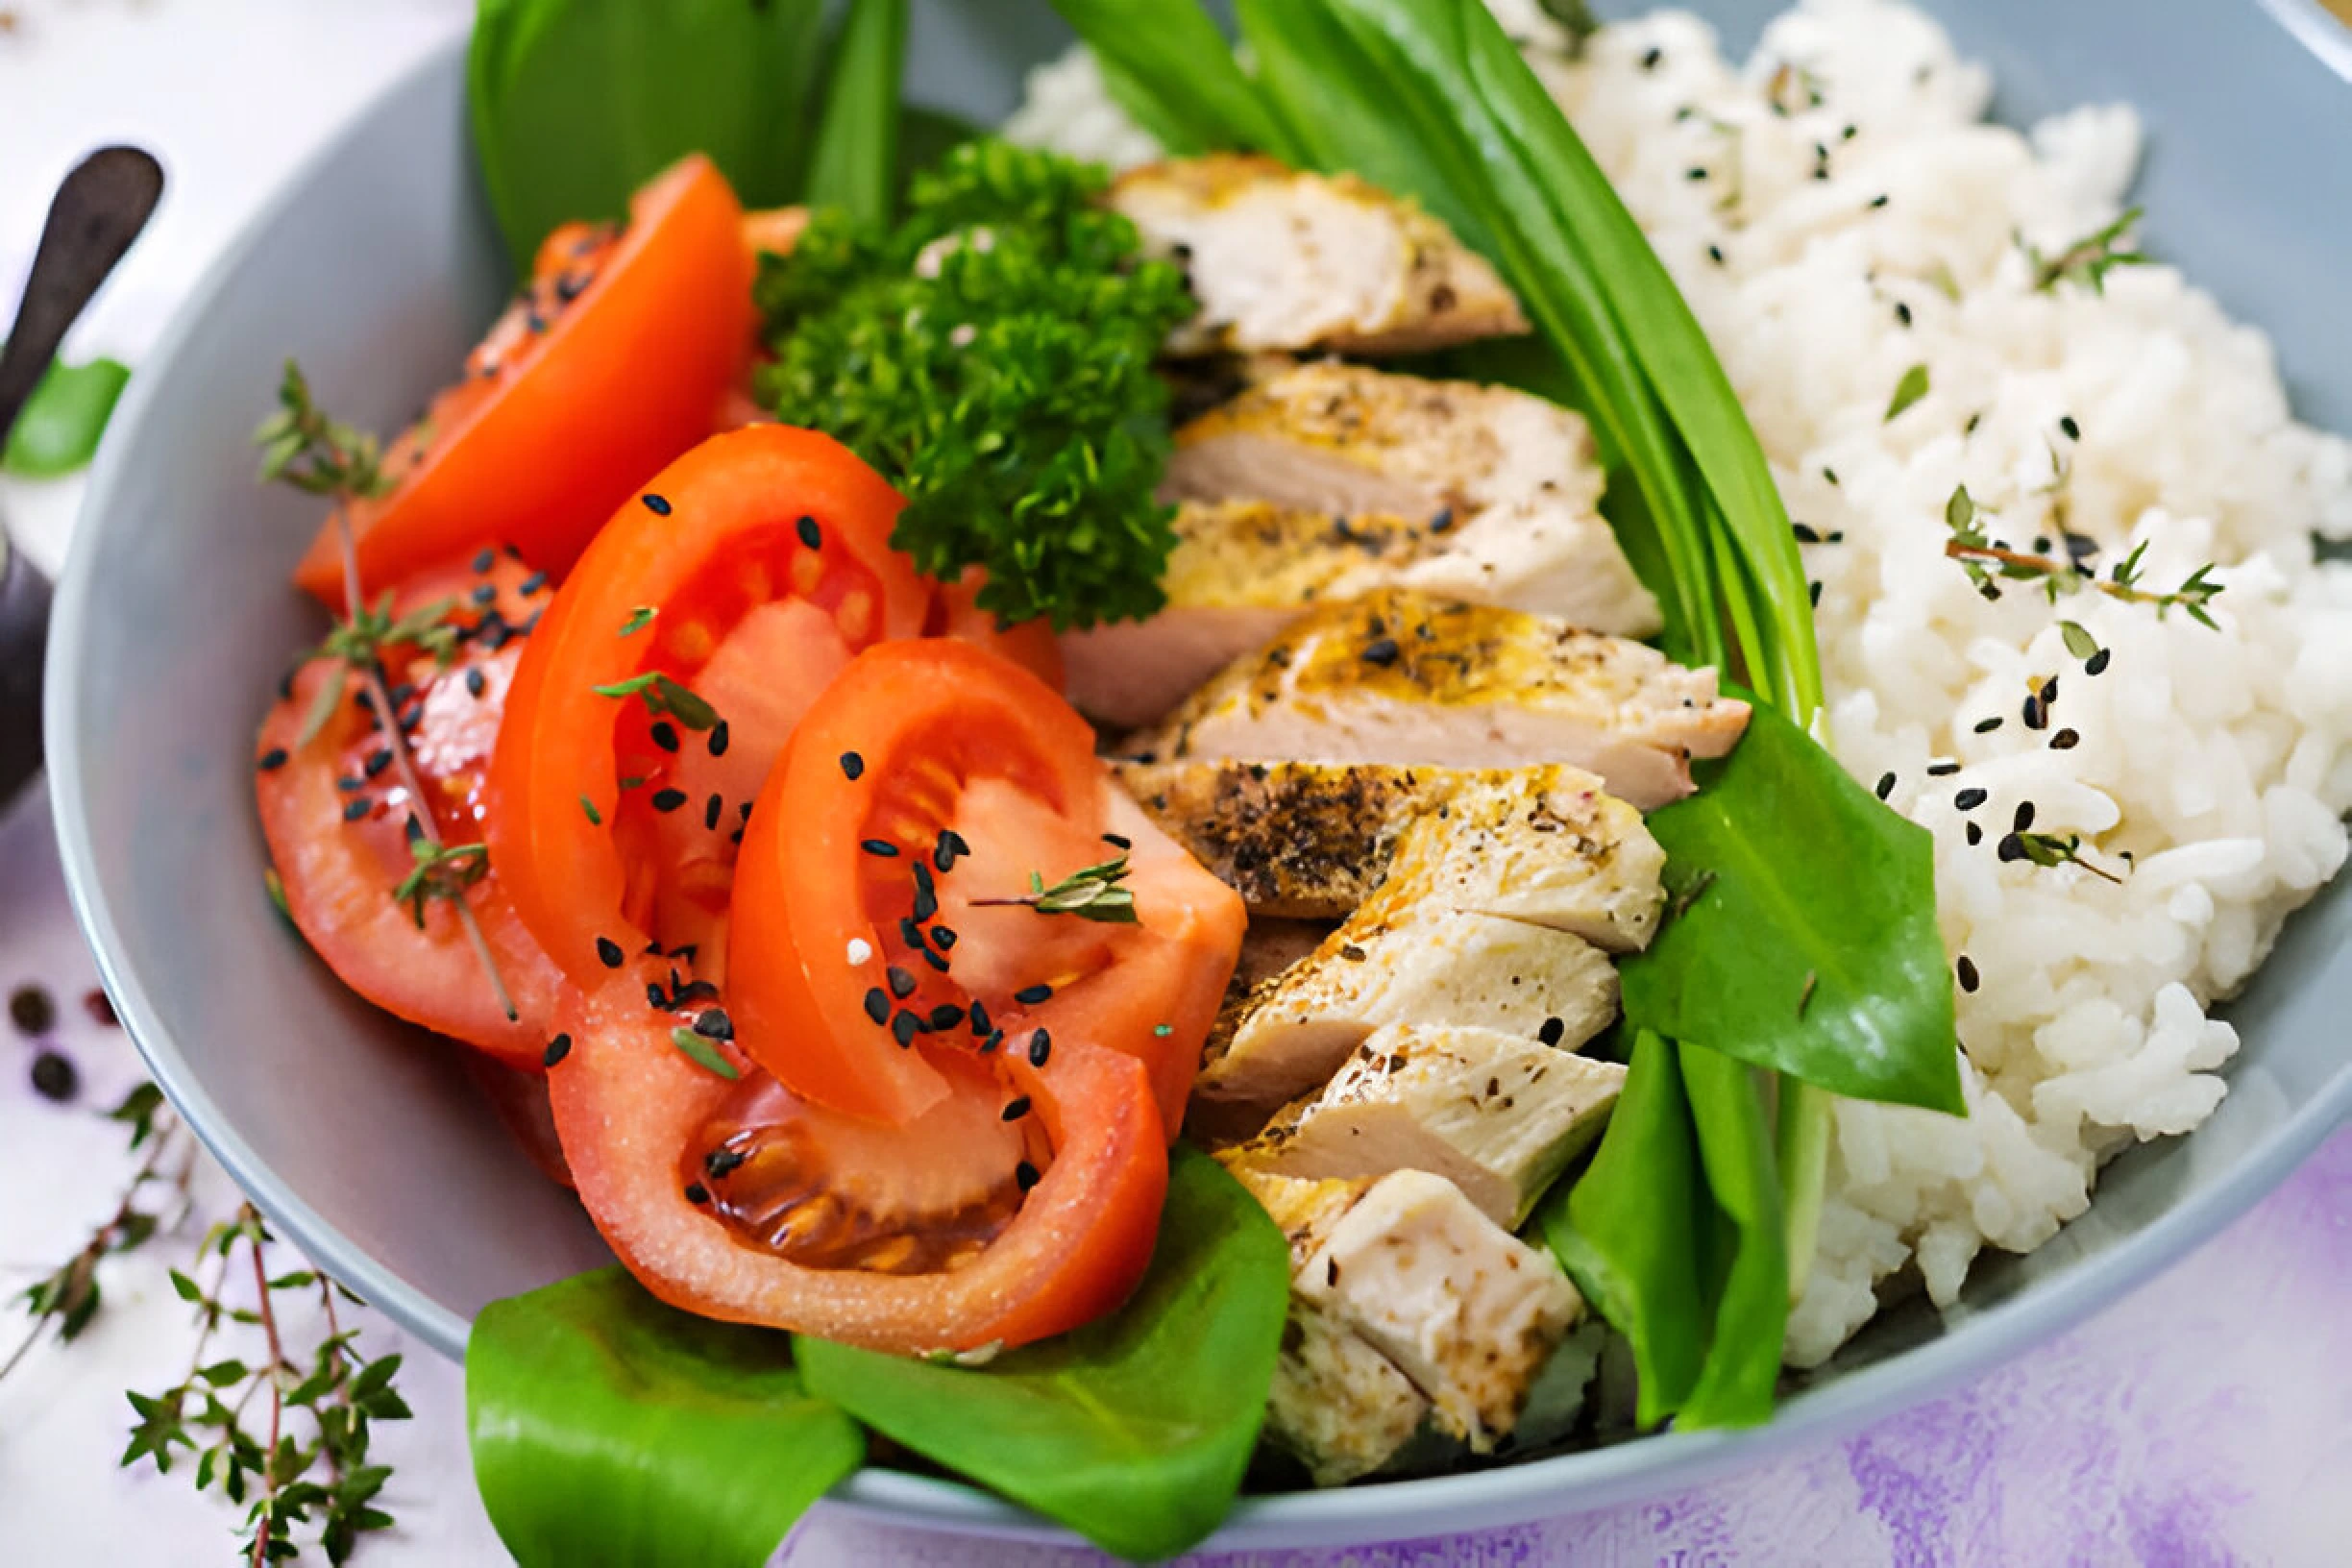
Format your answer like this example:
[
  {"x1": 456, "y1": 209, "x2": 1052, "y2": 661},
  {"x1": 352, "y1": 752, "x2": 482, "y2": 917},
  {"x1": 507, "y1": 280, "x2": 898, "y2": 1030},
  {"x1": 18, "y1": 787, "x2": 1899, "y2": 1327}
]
[
  {"x1": 727, "y1": 640, "x2": 1245, "y2": 1134},
  {"x1": 931, "y1": 568, "x2": 1066, "y2": 692},
  {"x1": 548, "y1": 963, "x2": 1167, "y2": 1354},
  {"x1": 255, "y1": 553, "x2": 569, "y2": 1068},
  {"x1": 292, "y1": 157, "x2": 752, "y2": 608},
  {"x1": 487, "y1": 426, "x2": 931, "y2": 988},
  {"x1": 462, "y1": 1054, "x2": 574, "y2": 1189}
]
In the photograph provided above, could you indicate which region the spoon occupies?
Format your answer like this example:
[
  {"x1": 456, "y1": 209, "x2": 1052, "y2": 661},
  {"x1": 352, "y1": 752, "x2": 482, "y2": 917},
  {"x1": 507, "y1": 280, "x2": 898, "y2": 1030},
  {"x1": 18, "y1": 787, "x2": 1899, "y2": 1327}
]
[{"x1": 0, "y1": 146, "x2": 166, "y2": 806}]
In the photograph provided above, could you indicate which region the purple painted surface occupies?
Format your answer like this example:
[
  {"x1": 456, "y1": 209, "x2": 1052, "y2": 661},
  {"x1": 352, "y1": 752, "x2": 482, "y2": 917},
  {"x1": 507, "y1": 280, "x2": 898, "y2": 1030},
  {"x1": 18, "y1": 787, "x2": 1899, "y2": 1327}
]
[{"x1": 786, "y1": 1132, "x2": 2352, "y2": 1565}]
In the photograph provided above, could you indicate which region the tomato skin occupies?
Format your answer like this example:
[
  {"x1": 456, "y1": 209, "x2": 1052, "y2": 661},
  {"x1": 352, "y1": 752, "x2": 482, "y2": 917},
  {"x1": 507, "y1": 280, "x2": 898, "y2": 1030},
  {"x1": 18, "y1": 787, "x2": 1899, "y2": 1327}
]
[
  {"x1": 548, "y1": 967, "x2": 1167, "y2": 1354},
  {"x1": 255, "y1": 554, "x2": 568, "y2": 1068},
  {"x1": 728, "y1": 640, "x2": 1244, "y2": 1136},
  {"x1": 933, "y1": 568, "x2": 1065, "y2": 692},
  {"x1": 488, "y1": 425, "x2": 930, "y2": 987},
  {"x1": 293, "y1": 157, "x2": 753, "y2": 608}
]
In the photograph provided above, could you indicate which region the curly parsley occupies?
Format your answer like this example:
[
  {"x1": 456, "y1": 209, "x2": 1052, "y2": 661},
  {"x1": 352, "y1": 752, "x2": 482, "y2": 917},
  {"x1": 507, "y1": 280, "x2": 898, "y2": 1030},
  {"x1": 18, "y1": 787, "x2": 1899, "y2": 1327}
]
[{"x1": 755, "y1": 140, "x2": 1194, "y2": 630}]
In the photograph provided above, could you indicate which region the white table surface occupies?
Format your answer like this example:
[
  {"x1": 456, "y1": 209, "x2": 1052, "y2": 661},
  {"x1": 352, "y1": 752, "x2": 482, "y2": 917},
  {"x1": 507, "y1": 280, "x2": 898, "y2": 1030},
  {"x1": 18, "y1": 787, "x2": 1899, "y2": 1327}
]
[{"x1": 3, "y1": 5, "x2": 2347, "y2": 1566}]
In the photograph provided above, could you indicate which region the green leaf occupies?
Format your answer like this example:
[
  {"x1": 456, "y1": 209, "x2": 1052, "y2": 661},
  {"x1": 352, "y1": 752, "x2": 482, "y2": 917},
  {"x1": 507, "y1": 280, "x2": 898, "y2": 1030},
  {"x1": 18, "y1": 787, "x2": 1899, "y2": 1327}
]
[
  {"x1": 1621, "y1": 703, "x2": 1965, "y2": 1115},
  {"x1": 2059, "y1": 619, "x2": 2100, "y2": 659},
  {"x1": 1537, "y1": 1031, "x2": 1708, "y2": 1428},
  {"x1": 1675, "y1": 1043, "x2": 1786, "y2": 1427},
  {"x1": 667, "y1": 1027, "x2": 741, "y2": 1081},
  {"x1": 468, "y1": 1268, "x2": 863, "y2": 1568},
  {"x1": 468, "y1": 0, "x2": 829, "y2": 269},
  {"x1": 1051, "y1": 1, "x2": 1305, "y2": 160},
  {"x1": 796, "y1": 1148, "x2": 1288, "y2": 1560},
  {"x1": 803, "y1": 0, "x2": 909, "y2": 226},
  {"x1": 1885, "y1": 361, "x2": 1930, "y2": 422},
  {"x1": 2, "y1": 354, "x2": 130, "y2": 478}
]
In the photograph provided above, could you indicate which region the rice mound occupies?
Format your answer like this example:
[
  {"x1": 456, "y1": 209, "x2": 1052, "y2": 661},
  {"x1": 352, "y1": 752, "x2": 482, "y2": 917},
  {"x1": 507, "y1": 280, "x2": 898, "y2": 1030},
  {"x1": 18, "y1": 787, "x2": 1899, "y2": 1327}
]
[{"x1": 1010, "y1": 0, "x2": 2352, "y2": 1367}]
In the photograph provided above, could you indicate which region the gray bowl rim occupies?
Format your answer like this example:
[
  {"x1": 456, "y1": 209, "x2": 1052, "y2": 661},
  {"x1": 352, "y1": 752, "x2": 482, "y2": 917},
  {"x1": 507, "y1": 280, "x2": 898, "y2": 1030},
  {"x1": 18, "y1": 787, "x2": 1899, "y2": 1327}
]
[{"x1": 45, "y1": 4, "x2": 2352, "y2": 1551}]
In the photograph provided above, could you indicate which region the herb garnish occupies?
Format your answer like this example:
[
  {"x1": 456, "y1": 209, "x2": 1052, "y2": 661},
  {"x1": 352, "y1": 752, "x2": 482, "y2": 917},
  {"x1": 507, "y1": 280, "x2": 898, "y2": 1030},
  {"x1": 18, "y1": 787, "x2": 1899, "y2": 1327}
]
[
  {"x1": 1998, "y1": 828, "x2": 2121, "y2": 883},
  {"x1": 971, "y1": 853, "x2": 1139, "y2": 924},
  {"x1": 756, "y1": 140, "x2": 1194, "y2": 629},
  {"x1": 2025, "y1": 207, "x2": 2147, "y2": 294},
  {"x1": 1884, "y1": 361, "x2": 1929, "y2": 422},
  {"x1": 258, "y1": 362, "x2": 518, "y2": 1022},
  {"x1": 669, "y1": 1026, "x2": 743, "y2": 1081},
  {"x1": 392, "y1": 831, "x2": 491, "y2": 928},
  {"x1": 1943, "y1": 484, "x2": 2223, "y2": 625},
  {"x1": 592, "y1": 671, "x2": 720, "y2": 730}
]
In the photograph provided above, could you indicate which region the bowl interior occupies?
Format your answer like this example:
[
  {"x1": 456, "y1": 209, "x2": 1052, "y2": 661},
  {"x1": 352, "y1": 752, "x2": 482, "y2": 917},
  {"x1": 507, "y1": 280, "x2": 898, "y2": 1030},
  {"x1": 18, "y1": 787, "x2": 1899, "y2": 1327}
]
[{"x1": 48, "y1": 0, "x2": 2352, "y2": 1548}]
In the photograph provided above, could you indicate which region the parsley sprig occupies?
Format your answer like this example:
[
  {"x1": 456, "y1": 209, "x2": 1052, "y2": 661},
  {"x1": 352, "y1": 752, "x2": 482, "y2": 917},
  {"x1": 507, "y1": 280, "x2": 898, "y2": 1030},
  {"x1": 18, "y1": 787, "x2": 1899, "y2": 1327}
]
[
  {"x1": 756, "y1": 140, "x2": 1194, "y2": 630},
  {"x1": 973, "y1": 852, "x2": 1139, "y2": 924},
  {"x1": 1943, "y1": 484, "x2": 2223, "y2": 627},
  {"x1": 258, "y1": 362, "x2": 517, "y2": 1021},
  {"x1": 2025, "y1": 207, "x2": 2148, "y2": 295}
]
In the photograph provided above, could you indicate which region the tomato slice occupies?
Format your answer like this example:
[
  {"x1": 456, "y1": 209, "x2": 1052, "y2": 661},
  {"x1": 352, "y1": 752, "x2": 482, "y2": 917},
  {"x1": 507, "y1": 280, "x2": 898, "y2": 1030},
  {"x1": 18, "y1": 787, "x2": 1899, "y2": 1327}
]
[
  {"x1": 292, "y1": 156, "x2": 753, "y2": 608},
  {"x1": 255, "y1": 552, "x2": 569, "y2": 1068},
  {"x1": 931, "y1": 568, "x2": 1066, "y2": 692},
  {"x1": 487, "y1": 426, "x2": 931, "y2": 988},
  {"x1": 547, "y1": 964, "x2": 1167, "y2": 1353},
  {"x1": 727, "y1": 640, "x2": 1245, "y2": 1134}
]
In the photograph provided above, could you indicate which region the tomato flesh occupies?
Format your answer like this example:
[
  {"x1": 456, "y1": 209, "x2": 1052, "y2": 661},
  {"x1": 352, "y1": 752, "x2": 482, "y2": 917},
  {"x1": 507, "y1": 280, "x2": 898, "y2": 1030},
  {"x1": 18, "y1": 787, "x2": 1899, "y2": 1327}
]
[
  {"x1": 294, "y1": 156, "x2": 753, "y2": 607},
  {"x1": 255, "y1": 552, "x2": 568, "y2": 1067}
]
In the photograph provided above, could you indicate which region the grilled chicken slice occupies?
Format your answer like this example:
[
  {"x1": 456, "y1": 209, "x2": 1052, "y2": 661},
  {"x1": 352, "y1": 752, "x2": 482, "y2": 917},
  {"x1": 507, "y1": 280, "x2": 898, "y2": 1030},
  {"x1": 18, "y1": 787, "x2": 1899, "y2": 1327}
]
[
  {"x1": 1163, "y1": 361, "x2": 1659, "y2": 639},
  {"x1": 1112, "y1": 156, "x2": 1527, "y2": 358},
  {"x1": 1127, "y1": 590, "x2": 1750, "y2": 811},
  {"x1": 1062, "y1": 501, "x2": 1434, "y2": 727},
  {"x1": 1195, "y1": 903, "x2": 1619, "y2": 1113},
  {"x1": 1232, "y1": 1163, "x2": 1583, "y2": 1452},
  {"x1": 1266, "y1": 1298, "x2": 1433, "y2": 1486},
  {"x1": 1115, "y1": 759, "x2": 1665, "y2": 949},
  {"x1": 1241, "y1": 1023, "x2": 1627, "y2": 1229}
]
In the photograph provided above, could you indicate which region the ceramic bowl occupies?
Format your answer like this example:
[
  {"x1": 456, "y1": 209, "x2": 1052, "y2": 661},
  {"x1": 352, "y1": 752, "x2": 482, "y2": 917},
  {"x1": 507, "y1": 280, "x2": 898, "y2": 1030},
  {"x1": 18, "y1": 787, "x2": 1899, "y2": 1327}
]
[{"x1": 47, "y1": 0, "x2": 2352, "y2": 1550}]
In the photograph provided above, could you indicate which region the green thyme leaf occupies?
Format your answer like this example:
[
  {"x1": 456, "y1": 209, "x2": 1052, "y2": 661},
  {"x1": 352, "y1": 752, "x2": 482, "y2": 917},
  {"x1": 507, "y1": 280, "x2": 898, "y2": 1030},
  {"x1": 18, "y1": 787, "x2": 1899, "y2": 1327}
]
[
  {"x1": 669, "y1": 1028, "x2": 741, "y2": 1081},
  {"x1": 2058, "y1": 620, "x2": 2099, "y2": 659},
  {"x1": 618, "y1": 606, "x2": 656, "y2": 637},
  {"x1": 1884, "y1": 362, "x2": 1930, "y2": 422}
]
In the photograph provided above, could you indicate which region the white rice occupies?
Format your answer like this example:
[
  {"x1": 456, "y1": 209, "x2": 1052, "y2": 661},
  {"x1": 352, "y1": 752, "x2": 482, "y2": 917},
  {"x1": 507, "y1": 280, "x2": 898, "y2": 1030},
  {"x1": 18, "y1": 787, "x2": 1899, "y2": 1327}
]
[{"x1": 1010, "y1": 0, "x2": 2352, "y2": 1367}]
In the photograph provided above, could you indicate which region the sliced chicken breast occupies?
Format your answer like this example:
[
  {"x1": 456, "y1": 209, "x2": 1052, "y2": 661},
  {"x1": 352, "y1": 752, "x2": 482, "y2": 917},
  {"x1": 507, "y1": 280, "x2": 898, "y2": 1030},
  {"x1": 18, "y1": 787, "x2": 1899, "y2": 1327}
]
[
  {"x1": 1241, "y1": 1023, "x2": 1627, "y2": 1229},
  {"x1": 1196, "y1": 903, "x2": 1620, "y2": 1113},
  {"x1": 1127, "y1": 590, "x2": 1750, "y2": 811},
  {"x1": 1231, "y1": 1164, "x2": 1583, "y2": 1452},
  {"x1": 1163, "y1": 361, "x2": 1659, "y2": 639},
  {"x1": 1265, "y1": 1298, "x2": 1432, "y2": 1486},
  {"x1": 1112, "y1": 155, "x2": 1527, "y2": 357},
  {"x1": 1062, "y1": 501, "x2": 1433, "y2": 728}
]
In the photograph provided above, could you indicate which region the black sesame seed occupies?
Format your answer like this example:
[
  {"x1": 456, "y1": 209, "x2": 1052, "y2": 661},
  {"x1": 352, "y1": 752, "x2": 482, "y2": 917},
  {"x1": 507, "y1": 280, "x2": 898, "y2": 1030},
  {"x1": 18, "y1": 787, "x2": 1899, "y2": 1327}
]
[
  {"x1": 257, "y1": 747, "x2": 289, "y2": 772},
  {"x1": 840, "y1": 751, "x2": 865, "y2": 780},
  {"x1": 473, "y1": 547, "x2": 497, "y2": 574},
  {"x1": 704, "y1": 1148, "x2": 747, "y2": 1179},
  {"x1": 796, "y1": 515, "x2": 822, "y2": 550},
  {"x1": 930, "y1": 1003, "x2": 966, "y2": 1032},
  {"x1": 2060, "y1": 415, "x2": 2081, "y2": 442},
  {"x1": 1707, "y1": 243, "x2": 1726, "y2": 265},
  {"x1": 337, "y1": 775, "x2": 366, "y2": 793},
  {"x1": 641, "y1": 493, "x2": 672, "y2": 516},
  {"x1": 1016, "y1": 1161, "x2": 1041, "y2": 1190},
  {"x1": 970, "y1": 1001, "x2": 992, "y2": 1037},
  {"x1": 864, "y1": 988, "x2": 890, "y2": 1024},
  {"x1": 10, "y1": 986, "x2": 55, "y2": 1036},
  {"x1": 1793, "y1": 522, "x2": 1822, "y2": 544},
  {"x1": 931, "y1": 925, "x2": 958, "y2": 950},
  {"x1": 1896, "y1": 302, "x2": 1913, "y2": 327},
  {"x1": 364, "y1": 747, "x2": 393, "y2": 779},
  {"x1": 650, "y1": 721, "x2": 680, "y2": 752},
  {"x1": 543, "y1": 1033, "x2": 573, "y2": 1067},
  {"x1": 919, "y1": 947, "x2": 950, "y2": 973},
  {"x1": 891, "y1": 1010, "x2": 921, "y2": 1047},
  {"x1": 1361, "y1": 636, "x2": 1401, "y2": 668},
  {"x1": 1101, "y1": 833, "x2": 1131, "y2": 850},
  {"x1": 1028, "y1": 1028, "x2": 1052, "y2": 1067},
  {"x1": 466, "y1": 667, "x2": 488, "y2": 698},
  {"x1": 1537, "y1": 1017, "x2": 1566, "y2": 1047},
  {"x1": 2049, "y1": 728, "x2": 2081, "y2": 750},
  {"x1": 898, "y1": 916, "x2": 927, "y2": 951},
  {"x1": 693, "y1": 1009, "x2": 733, "y2": 1041},
  {"x1": 1641, "y1": 45, "x2": 1663, "y2": 69},
  {"x1": 2086, "y1": 649, "x2": 2112, "y2": 676},
  {"x1": 911, "y1": 863, "x2": 939, "y2": 923},
  {"x1": 1926, "y1": 762, "x2": 1960, "y2": 777},
  {"x1": 472, "y1": 583, "x2": 499, "y2": 607},
  {"x1": 1955, "y1": 788, "x2": 1989, "y2": 811},
  {"x1": 1965, "y1": 821, "x2": 1984, "y2": 846},
  {"x1": 2013, "y1": 801, "x2": 2037, "y2": 832},
  {"x1": 1002, "y1": 1096, "x2": 1032, "y2": 1122},
  {"x1": 520, "y1": 571, "x2": 548, "y2": 595},
  {"x1": 933, "y1": 839, "x2": 958, "y2": 873},
  {"x1": 341, "y1": 798, "x2": 372, "y2": 823},
  {"x1": 982, "y1": 1029, "x2": 1005, "y2": 1054},
  {"x1": 1809, "y1": 581, "x2": 1824, "y2": 607},
  {"x1": 1869, "y1": 193, "x2": 1890, "y2": 208},
  {"x1": 1997, "y1": 832, "x2": 2028, "y2": 863},
  {"x1": 597, "y1": 936, "x2": 625, "y2": 968},
  {"x1": 650, "y1": 788, "x2": 688, "y2": 813},
  {"x1": 1824, "y1": 466, "x2": 1840, "y2": 486},
  {"x1": 708, "y1": 720, "x2": 730, "y2": 758},
  {"x1": 646, "y1": 982, "x2": 669, "y2": 1011},
  {"x1": 1875, "y1": 772, "x2": 1897, "y2": 801},
  {"x1": 1685, "y1": 166, "x2": 1708, "y2": 182},
  {"x1": 1015, "y1": 983, "x2": 1052, "y2": 1006},
  {"x1": 704, "y1": 794, "x2": 723, "y2": 830},
  {"x1": 1956, "y1": 955, "x2": 1980, "y2": 992},
  {"x1": 2041, "y1": 675, "x2": 2059, "y2": 705},
  {"x1": 860, "y1": 838, "x2": 898, "y2": 858},
  {"x1": 2023, "y1": 696, "x2": 2046, "y2": 729},
  {"x1": 1429, "y1": 507, "x2": 1455, "y2": 534},
  {"x1": 887, "y1": 966, "x2": 917, "y2": 999},
  {"x1": 1974, "y1": 716, "x2": 2003, "y2": 733},
  {"x1": 684, "y1": 1183, "x2": 711, "y2": 1206},
  {"x1": 31, "y1": 1051, "x2": 79, "y2": 1102}
]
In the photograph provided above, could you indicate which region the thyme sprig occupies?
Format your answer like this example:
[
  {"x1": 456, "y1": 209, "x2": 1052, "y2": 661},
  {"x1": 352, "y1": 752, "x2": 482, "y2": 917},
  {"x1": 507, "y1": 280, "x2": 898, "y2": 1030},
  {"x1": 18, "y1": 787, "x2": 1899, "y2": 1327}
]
[
  {"x1": 1942, "y1": 484, "x2": 2223, "y2": 626},
  {"x1": 2, "y1": 1084, "x2": 194, "y2": 1383},
  {"x1": 971, "y1": 853, "x2": 1139, "y2": 924},
  {"x1": 258, "y1": 361, "x2": 517, "y2": 1021},
  {"x1": 2025, "y1": 207, "x2": 2148, "y2": 295},
  {"x1": 391, "y1": 825, "x2": 490, "y2": 929},
  {"x1": 1998, "y1": 828, "x2": 2122, "y2": 885},
  {"x1": 591, "y1": 670, "x2": 720, "y2": 731},
  {"x1": 126, "y1": 1203, "x2": 409, "y2": 1566}
]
